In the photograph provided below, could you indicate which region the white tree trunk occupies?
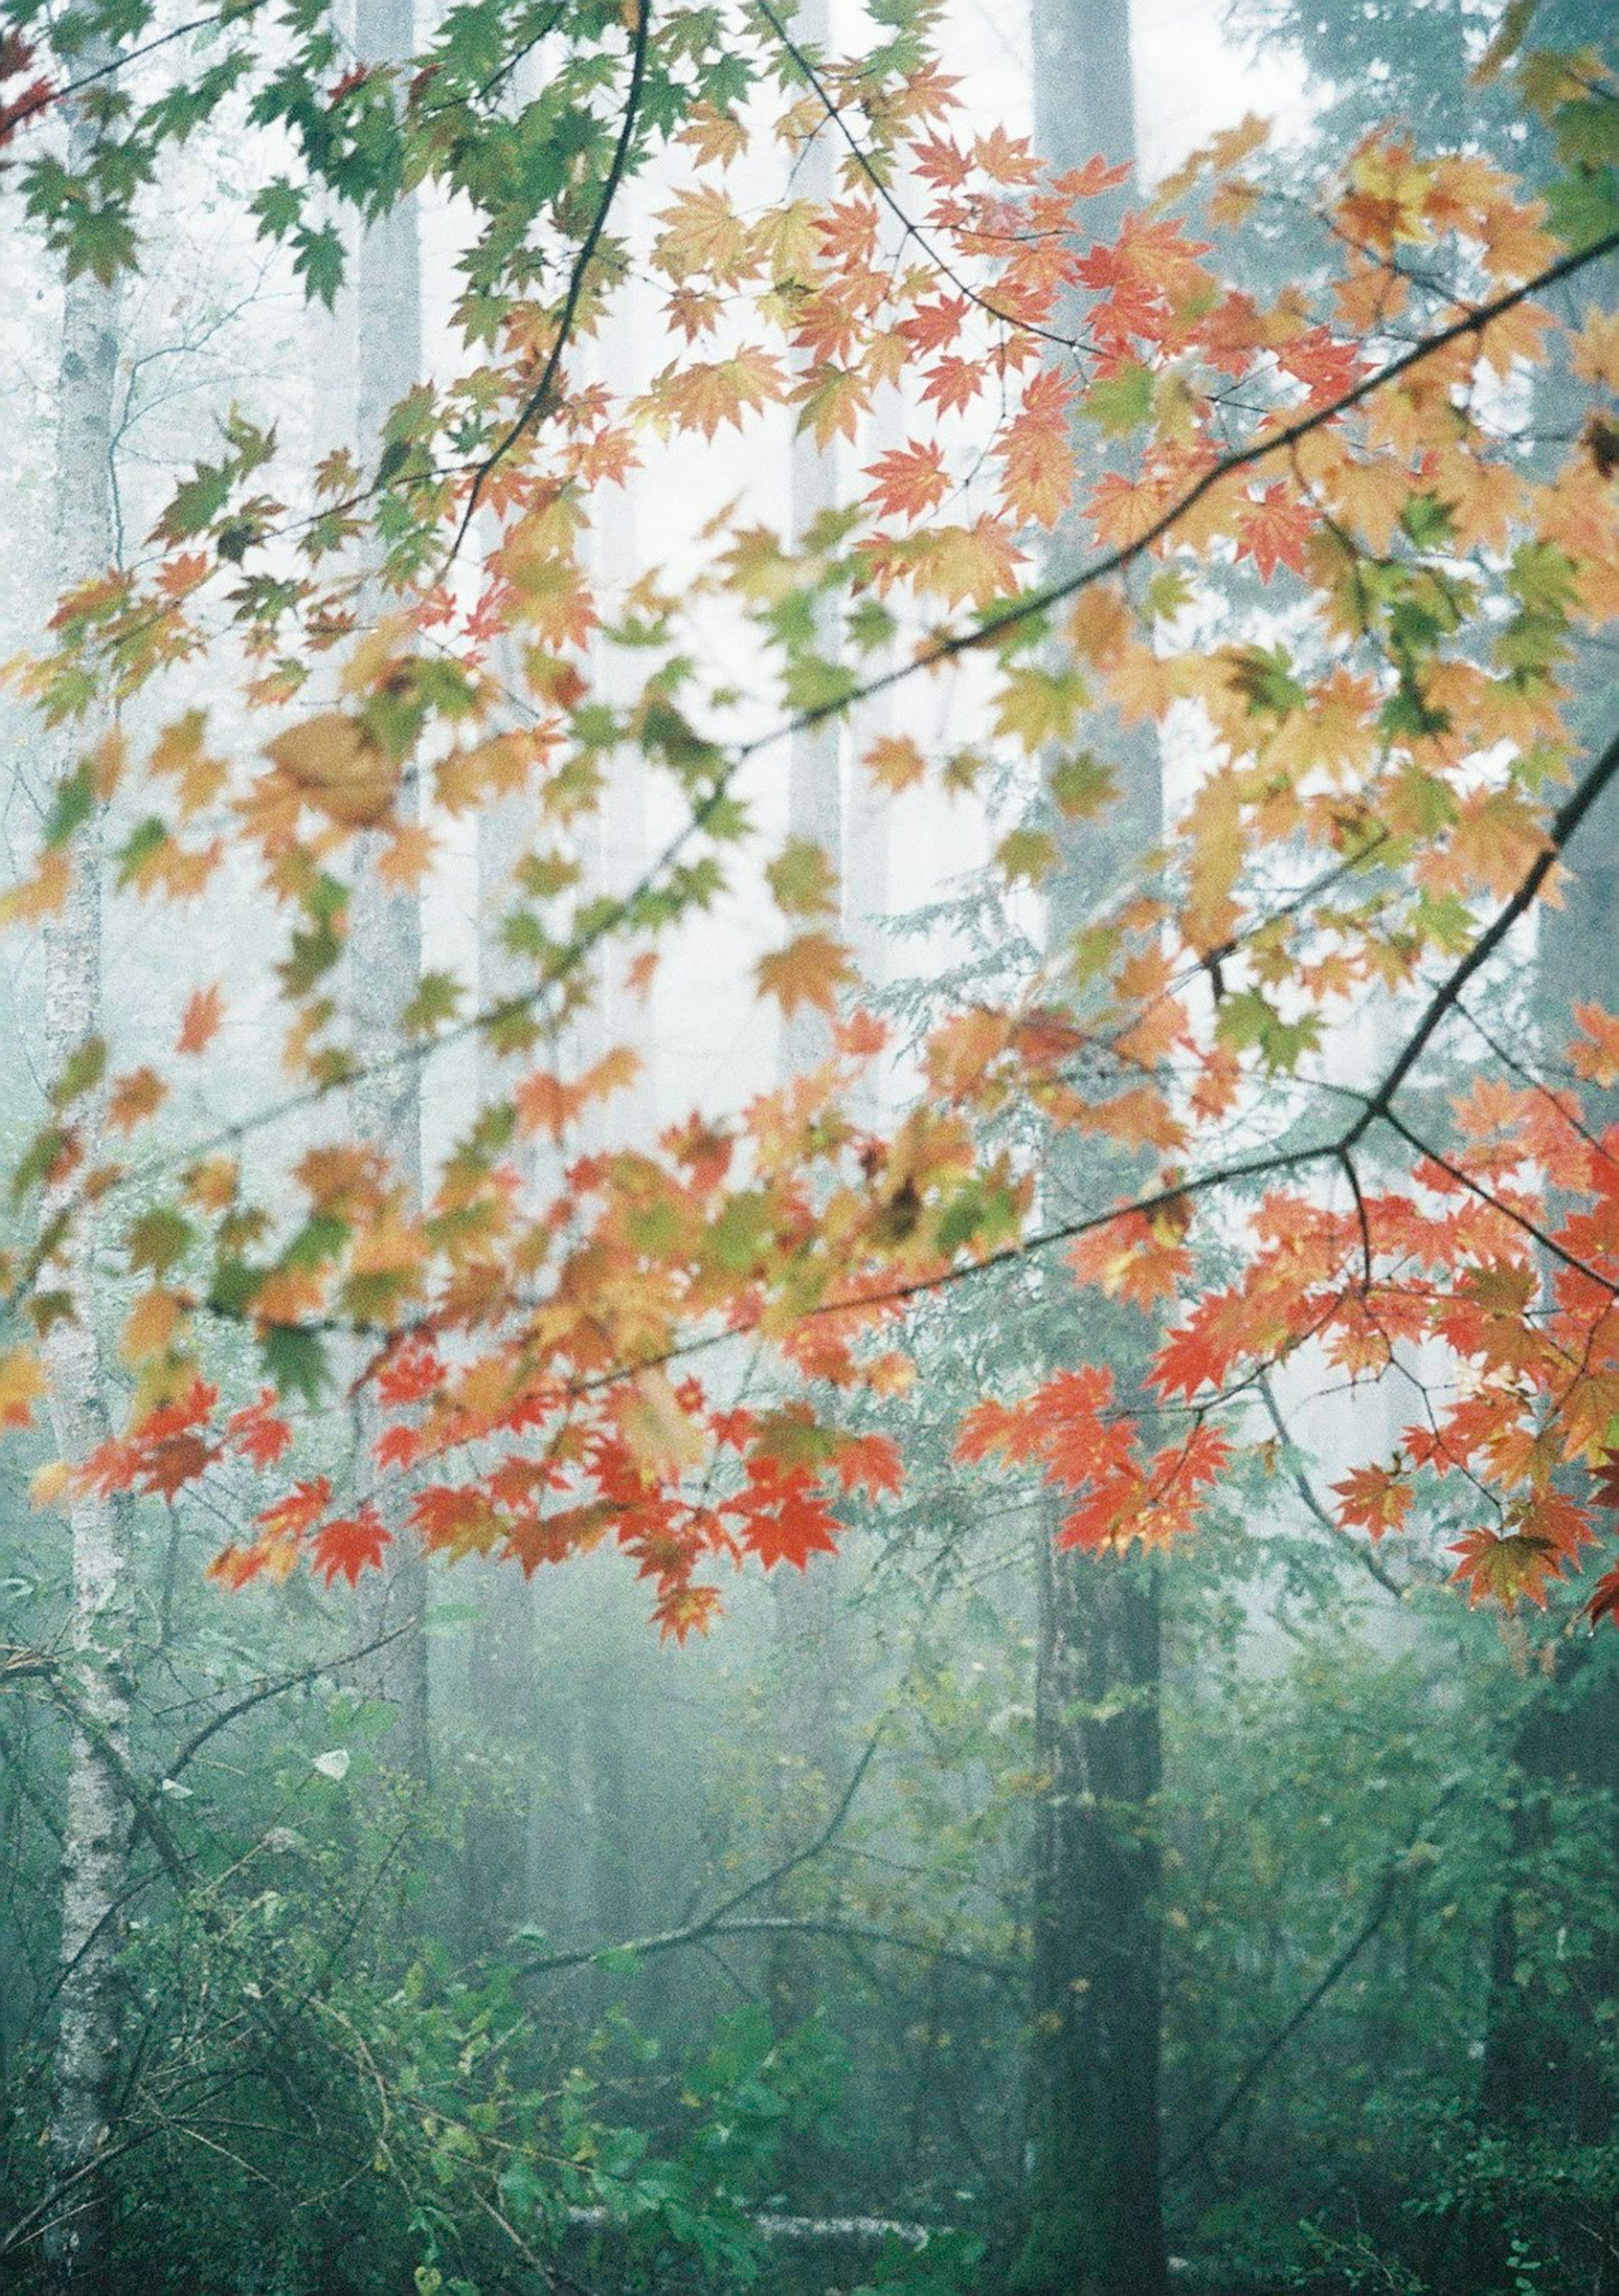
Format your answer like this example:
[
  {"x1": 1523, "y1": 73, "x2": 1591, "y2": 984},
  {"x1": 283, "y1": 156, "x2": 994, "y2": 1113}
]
[
  {"x1": 349, "y1": 0, "x2": 430, "y2": 1782},
  {"x1": 41, "y1": 39, "x2": 135, "y2": 2291},
  {"x1": 769, "y1": 5, "x2": 846, "y2": 2038}
]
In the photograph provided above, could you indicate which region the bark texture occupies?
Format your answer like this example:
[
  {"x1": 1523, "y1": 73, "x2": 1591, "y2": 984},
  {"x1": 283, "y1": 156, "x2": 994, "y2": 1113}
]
[
  {"x1": 349, "y1": 0, "x2": 430, "y2": 1782},
  {"x1": 768, "y1": 0, "x2": 847, "y2": 2048},
  {"x1": 1477, "y1": 263, "x2": 1619, "y2": 2146},
  {"x1": 1013, "y1": 3, "x2": 1170, "y2": 2288},
  {"x1": 41, "y1": 41, "x2": 134, "y2": 2292}
]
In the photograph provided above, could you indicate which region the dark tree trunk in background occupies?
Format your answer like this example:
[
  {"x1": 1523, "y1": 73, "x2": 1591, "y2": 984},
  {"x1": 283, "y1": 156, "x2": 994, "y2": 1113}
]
[
  {"x1": 1013, "y1": 3, "x2": 1169, "y2": 2290},
  {"x1": 1018, "y1": 1533, "x2": 1165, "y2": 2296},
  {"x1": 579, "y1": 1572, "x2": 637, "y2": 2020},
  {"x1": 1479, "y1": 1661, "x2": 1619, "y2": 2139},
  {"x1": 1480, "y1": 290, "x2": 1619, "y2": 2149}
]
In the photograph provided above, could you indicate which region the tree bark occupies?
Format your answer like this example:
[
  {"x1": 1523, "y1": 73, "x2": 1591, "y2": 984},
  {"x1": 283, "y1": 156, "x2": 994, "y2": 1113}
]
[
  {"x1": 349, "y1": 0, "x2": 430, "y2": 1785},
  {"x1": 1012, "y1": 4, "x2": 1170, "y2": 2289},
  {"x1": 1015, "y1": 1533, "x2": 1165, "y2": 2296},
  {"x1": 766, "y1": 4, "x2": 849, "y2": 2050},
  {"x1": 40, "y1": 40, "x2": 134, "y2": 2293},
  {"x1": 1468, "y1": 263, "x2": 1619, "y2": 2296}
]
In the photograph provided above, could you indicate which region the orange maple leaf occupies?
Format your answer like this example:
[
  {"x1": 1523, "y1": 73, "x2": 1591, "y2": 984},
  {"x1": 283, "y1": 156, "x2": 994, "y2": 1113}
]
[
  {"x1": 756, "y1": 931, "x2": 853, "y2": 1016},
  {"x1": 177, "y1": 983, "x2": 224, "y2": 1056}
]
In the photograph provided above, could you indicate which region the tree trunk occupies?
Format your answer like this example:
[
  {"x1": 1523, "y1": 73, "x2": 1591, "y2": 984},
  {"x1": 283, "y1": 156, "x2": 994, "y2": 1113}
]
[
  {"x1": 40, "y1": 39, "x2": 134, "y2": 2293},
  {"x1": 766, "y1": 9, "x2": 848, "y2": 2049},
  {"x1": 349, "y1": 0, "x2": 430, "y2": 1785},
  {"x1": 459, "y1": 760, "x2": 542, "y2": 1952},
  {"x1": 1013, "y1": 4, "x2": 1170, "y2": 2289},
  {"x1": 1015, "y1": 1534, "x2": 1166, "y2": 2296},
  {"x1": 1477, "y1": 244, "x2": 1619, "y2": 2126}
]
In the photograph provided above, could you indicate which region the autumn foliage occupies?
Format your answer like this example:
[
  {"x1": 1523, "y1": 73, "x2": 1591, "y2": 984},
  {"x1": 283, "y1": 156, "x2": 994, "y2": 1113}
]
[{"x1": 3, "y1": 3, "x2": 1619, "y2": 1633}]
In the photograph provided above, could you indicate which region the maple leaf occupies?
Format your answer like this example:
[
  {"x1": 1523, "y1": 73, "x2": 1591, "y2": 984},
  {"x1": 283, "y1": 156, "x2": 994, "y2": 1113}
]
[
  {"x1": 0, "y1": 1347, "x2": 46, "y2": 1430},
  {"x1": 618, "y1": 1368, "x2": 708, "y2": 1481},
  {"x1": 309, "y1": 1504, "x2": 390, "y2": 1587},
  {"x1": 375, "y1": 1337, "x2": 445, "y2": 1407},
  {"x1": 1593, "y1": 1449, "x2": 1619, "y2": 1511},
  {"x1": 256, "y1": 1477, "x2": 331, "y2": 1541},
  {"x1": 121, "y1": 1287, "x2": 187, "y2": 1366},
  {"x1": 909, "y1": 517, "x2": 1023, "y2": 610},
  {"x1": 263, "y1": 712, "x2": 399, "y2": 828},
  {"x1": 1030, "y1": 1365, "x2": 1128, "y2": 1491},
  {"x1": 654, "y1": 348, "x2": 785, "y2": 440},
  {"x1": 1586, "y1": 1566, "x2": 1619, "y2": 1631},
  {"x1": 226, "y1": 1389, "x2": 294, "y2": 1470},
  {"x1": 1235, "y1": 486, "x2": 1313, "y2": 581},
  {"x1": 756, "y1": 931, "x2": 854, "y2": 1016},
  {"x1": 108, "y1": 1066, "x2": 167, "y2": 1134},
  {"x1": 830, "y1": 1429, "x2": 904, "y2": 1498},
  {"x1": 766, "y1": 837, "x2": 839, "y2": 918},
  {"x1": 654, "y1": 184, "x2": 758, "y2": 286},
  {"x1": 652, "y1": 1582, "x2": 723, "y2": 1644},
  {"x1": 954, "y1": 1395, "x2": 1035, "y2": 1466},
  {"x1": 137, "y1": 1429, "x2": 216, "y2": 1501},
  {"x1": 1450, "y1": 1524, "x2": 1566, "y2": 1609},
  {"x1": 863, "y1": 734, "x2": 928, "y2": 793},
  {"x1": 410, "y1": 1483, "x2": 502, "y2": 1557},
  {"x1": 1069, "y1": 1204, "x2": 1191, "y2": 1310},
  {"x1": 1331, "y1": 1461, "x2": 1413, "y2": 1541},
  {"x1": 863, "y1": 440, "x2": 951, "y2": 524},
  {"x1": 1571, "y1": 1005, "x2": 1619, "y2": 1090},
  {"x1": 920, "y1": 355, "x2": 983, "y2": 417},
  {"x1": 503, "y1": 1499, "x2": 614, "y2": 1575},
  {"x1": 731, "y1": 1463, "x2": 841, "y2": 1571}
]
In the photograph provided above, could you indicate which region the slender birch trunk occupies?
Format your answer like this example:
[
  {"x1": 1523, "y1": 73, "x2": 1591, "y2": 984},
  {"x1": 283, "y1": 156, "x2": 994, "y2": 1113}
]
[
  {"x1": 349, "y1": 0, "x2": 430, "y2": 1784},
  {"x1": 40, "y1": 41, "x2": 134, "y2": 2292},
  {"x1": 767, "y1": 12, "x2": 848, "y2": 2045},
  {"x1": 461, "y1": 670, "x2": 540, "y2": 1952}
]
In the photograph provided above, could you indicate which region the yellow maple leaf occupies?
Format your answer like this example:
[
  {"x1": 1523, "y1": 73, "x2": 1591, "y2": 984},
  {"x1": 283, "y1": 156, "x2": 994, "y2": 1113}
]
[
  {"x1": 264, "y1": 712, "x2": 399, "y2": 829},
  {"x1": 30, "y1": 1459, "x2": 73, "y2": 1510},
  {"x1": 0, "y1": 848, "x2": 72, "y2": 926},
  {"x1": 377, "y1": 820, "x2": 437, "y2": 888},
  {"x1": 863, "y1": 734, "x2": 927, "y2": 793},
  {"x1": 151, "y1": 710, "x2": 228, "y2": 817},
  {"x1": 652, "y1": 348, "x2": 786, "y2": 440},
  {"x1": 0, "y1": 1347, "x2": 47, "y2": 1429},
  {"x1": 122, "y1": 1286, "x2": 187, "y2": 1366},
  {"x1": 654, "y1": 183, "x2": 759, "y2": 285},
  {"x1": 619, "y1": 1367, "x2": 708, "y2": 1480},
  {"x1": 1574, "y1": 306, "x2": 1619, "y2": 393}
]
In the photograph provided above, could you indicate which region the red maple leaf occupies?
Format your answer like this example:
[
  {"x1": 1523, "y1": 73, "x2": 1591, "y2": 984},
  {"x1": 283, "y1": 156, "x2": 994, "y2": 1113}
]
[
  {"x1": 139, "y1": 1431, "x2": 217, "y2": 1502},
  {"x1": 226, "y1": 1388, "x2": 293, "y2": 1470},
  {"x1": 864, "y1": 440, "x2": 950, "y2": 524},
  {"x1": 1586, "y1": 1566, "x2": 1619, "y2": 1631},
  {"x1": 376, "y1": 1336, "x2": 445, "y2": 1406},
  {"x1": 255, "y1": 1477, "x2": 331, "y2": 1541},
  {"x1": 1593, "y1": 1449, "x2": 1619, "y2": 1510},
  {"x1": 309, "y1": 1503, "x2": 390, "y2": 1586},
  {"x1": 730, "y1": 1464, "x2": 841, "y2": 1571},
  {"x1": 1235, "y1": 485, "x2": 1313, "y2": 581},
  {"x1": 831, "y1": 1429, "x2": 904, "y2": 1498}
]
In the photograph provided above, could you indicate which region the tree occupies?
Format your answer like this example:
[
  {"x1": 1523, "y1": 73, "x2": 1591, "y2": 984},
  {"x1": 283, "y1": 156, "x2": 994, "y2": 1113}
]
[
  {"x1": 35, "y1": 32, "x2": 135, "y2": 2288},
  {"x1": 1011, "y1": 1, "x2": 1169, "y2": 2288},
  {"x1": 2, "y1": 6, "x2": 1619, "y2": 2272}
]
